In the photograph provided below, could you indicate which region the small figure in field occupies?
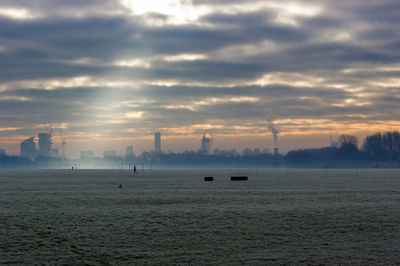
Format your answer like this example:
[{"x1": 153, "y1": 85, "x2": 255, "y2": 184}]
[
  {"x1": 134, "y1": 165, "x2": 137, "y2": 174},
  {"x1": 119, "y1": 184, "x2": 122, "y2": 188},
  {"x1": 71, "y1": 166, "x2": 74, "y2": 170}
]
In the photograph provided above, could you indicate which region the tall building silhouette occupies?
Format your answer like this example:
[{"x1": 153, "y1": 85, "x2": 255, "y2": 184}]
[
  {"x1": 154, "y1": 132, "x2": 161, "y2": 153},
  {"x1": 38, "y1": 133, "x2": 52, "y2": 157},
  {"x1": 20, "y1": 137, "x2": 38, "y2": 160},
  {"x1": 126, "y1": 146, "x2": 134, "y2": 157}
]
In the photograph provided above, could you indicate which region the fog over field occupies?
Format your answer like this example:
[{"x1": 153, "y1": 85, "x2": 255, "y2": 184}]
[{"x1": 1, "y1": 169, "x2": 400, "y2": 264}]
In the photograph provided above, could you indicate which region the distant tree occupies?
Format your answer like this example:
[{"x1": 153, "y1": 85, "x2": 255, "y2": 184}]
[
  {"x1": 285, "y1": 149, "x2": 314, "y2": 163},
  {"x1": 363, "y1": 131, "x2": 400, "y2": 161},
  {"x1": 285, "y1": 147, "x2": 336, "y2": 166},
  {"x1": 338, "y1": 134, "x2": 358, "y2": 147},
  {"x1": 242, "y1": 148, "x2": 253, "y2": 157},
  {"x1": 336, "y1": 134, "x2": 360, "y2": 160},
  {"x1": 261, "y1": 148, "x2": 270, "y2": 154},
  {"x1": 363, "y1": 132, "x2": 386, "y2": 160},
  {"x1": 242, "y1": 148, "x2": 262, "y2": 157},
  {"x1": 215, "y1": 149, "x2": 239, "y2": 157},
  {"x1": 383, "y1": 131, "x2": 400, "y2": 160}
]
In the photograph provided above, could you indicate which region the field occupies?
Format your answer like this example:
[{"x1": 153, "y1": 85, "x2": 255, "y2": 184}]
[{"x1": 1, "y1": 169, "x2": 400, "y2": 264}]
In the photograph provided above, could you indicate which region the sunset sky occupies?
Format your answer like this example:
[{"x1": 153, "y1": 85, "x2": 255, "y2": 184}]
[{"x1": 0, "y1": 0, "x2": 400, "y2": 157}]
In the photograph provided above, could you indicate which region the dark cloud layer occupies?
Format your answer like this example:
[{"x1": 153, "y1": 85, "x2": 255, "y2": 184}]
[{"x1": 0, "y1": 0, "x2": 400, "y2": 154}]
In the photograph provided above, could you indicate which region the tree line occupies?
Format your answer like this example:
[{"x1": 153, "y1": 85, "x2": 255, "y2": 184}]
[{"x1": 286, "y1": 131, "x2": 400, "y2": 165}]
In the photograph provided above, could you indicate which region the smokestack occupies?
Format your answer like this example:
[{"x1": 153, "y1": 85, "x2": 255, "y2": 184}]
[{"x1": 154, "y1": 132, "x2": 161, "y2": 153}]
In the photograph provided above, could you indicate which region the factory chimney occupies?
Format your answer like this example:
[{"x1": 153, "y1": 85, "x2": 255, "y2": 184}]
[{"x1": 154, "y1": 132, "x2": 161, "y2": 153}]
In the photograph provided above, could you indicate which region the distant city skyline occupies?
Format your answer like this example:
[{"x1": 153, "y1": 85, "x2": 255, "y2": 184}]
[
  {"x1": 0, "y1": 0, "x2": 399, "y2": 156},
  {"x1": 9, "y1": 131, "x2": 370, "y2": 159}
]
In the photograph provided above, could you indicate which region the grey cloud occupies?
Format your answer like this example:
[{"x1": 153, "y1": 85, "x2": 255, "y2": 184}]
[
  {"x1": 301, "y1": 16, "x2": 344, "y2": 29},
  {"x1": 357, "y1": 27, "x2": 400, "y2": 42},
  {"x1": 201, "y1": 11, "x2": 274, "y2": 26},
  {"x1": 3, "y1": 3, "x2": 397, "y2": 84},
  {"x1": 343, "y1": 0, "x2": 400, "y2": 24},
  {"x1": 0, "y1": 14, "x2": 311, "y2": 82},
  {"x1": 0, "y1": 81, "x2": 398, "y2": 139},
  {"x1": 0, "y1": 0, "x2": 125, "y2": 18},
  {"x1": 1, "y1": 0, "x2": 400, "y2": 147}
]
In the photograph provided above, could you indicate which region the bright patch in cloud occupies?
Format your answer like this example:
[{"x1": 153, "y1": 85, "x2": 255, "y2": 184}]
[
  {"x1": 114, "y1": 58, "x2": 151, "y2": 68},
  {"x1": 35, "y1": 123, "x2": 68, "y2": 130},
  {"x1": 107, "y1": 119, "x2": 129, "y2": 124},
  {"x1": 266, "y1": 2, "x2": 322, "y2": 25},
  {"x1": 0, "y1": 96, "x2": 32, "y2": 101},
  {"x1": 253, "y1": 72, "x2": 325, "y2": 87},
  {"x1": 125, "y1": 111, "x2": 144, "y2": 119},
  {"x1": 0, "y1": 127, "x2": 22, "y2": 132},
  {"x1": 165, "y1": 97, "x2": 259, "y2": 111},
  {"x1": 120, "y1": 0, "x2": 209, "y2": 24},
  {"x1": 331, "y1": 98, "x2": 371, "y2": 107},
  {"x1": 0, "y1": 8, "x2": 35, "y2": 20},
  {"x1": 1, "y1": 76, "x2": 138, "y2": 91},
  {"x1": 163, "y1": 54, "x2": 207, "y2": 62},
  {"x1": 38, "y1": 76, "x2": 96, "y2": 90}
]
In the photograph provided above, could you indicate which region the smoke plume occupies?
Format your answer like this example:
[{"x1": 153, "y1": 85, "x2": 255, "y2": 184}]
[{"x1": 268, "y1": 124, "x2": 280, "y2": 146}]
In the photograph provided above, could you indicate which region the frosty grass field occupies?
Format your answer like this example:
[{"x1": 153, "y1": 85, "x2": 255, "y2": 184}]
[{"x1": 1, "y1": 168, "x2": 400, "y2": 264}]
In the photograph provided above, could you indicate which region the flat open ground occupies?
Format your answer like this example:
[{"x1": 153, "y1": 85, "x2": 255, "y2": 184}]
[{"x1": 1, "y1": 169, "x2": 400, "y2": 264}]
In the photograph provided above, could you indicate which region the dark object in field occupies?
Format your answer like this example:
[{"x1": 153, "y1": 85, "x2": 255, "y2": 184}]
[
  {"x1": 231, "y1": 176, "x2": 248, "y2": 181},
  {"x1": 204, "y1": 176, "x2": 214, "y2": 181},
  {"x1": 119, "y1": 184, "x2": 122, "y2": 188}
]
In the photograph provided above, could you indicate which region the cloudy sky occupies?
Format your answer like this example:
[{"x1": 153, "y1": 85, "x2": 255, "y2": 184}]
[{"x1": 0, "y1": 0, "x2": 400, "y2": 157}]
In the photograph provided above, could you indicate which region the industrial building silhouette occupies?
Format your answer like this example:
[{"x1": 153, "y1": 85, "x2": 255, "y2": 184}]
[{"x1": 20, "y1": 133, "x2": 55, "y2": 160}]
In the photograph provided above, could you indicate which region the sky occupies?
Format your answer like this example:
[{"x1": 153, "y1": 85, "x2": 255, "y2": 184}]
[{"x1": 0, "y1": 0, "x2": 400, "y2": 157}]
